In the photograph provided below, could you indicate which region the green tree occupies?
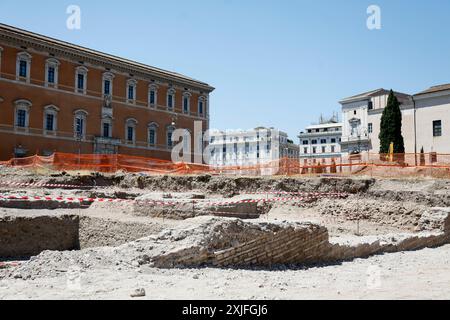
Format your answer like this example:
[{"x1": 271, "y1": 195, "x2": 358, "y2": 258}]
[{"x1": 379, "y1": 90, "x2": 405, "y2": 154}]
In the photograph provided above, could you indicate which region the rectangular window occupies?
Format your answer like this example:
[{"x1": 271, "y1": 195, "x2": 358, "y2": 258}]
[
  {"x1": 199, "y1": 101, "x2": 204, "y2": 115},
  {"x1": 320, "y1": 139, "x2": 327, "y2": 144},
  {"x1": 77, "y1": 74, "x2": 84, "y2": 90},
  {"x1": 16, "y1": 109, "x2": 26, "y2": 127},
  {"x1": 149, "y1": 129, "x2": 156, "y2": 145},
  {"x1": 149, "y1": 91, "x2": 155, "y2": 105},
  {"x1": 168, "y1": 95, "x2": 173, "y2": 109},
  {"x1": 168, "y1": 132, "x2": 173, "y2": 147},
  {"x1": 302, "y1": 140, "x2": 308, "y2": 145},
  {"x1": 19, "y1": 60, "x2": 27, "y2": 78},
  {"x1": 48, "y1": 67, "x2": 55, "y2": 84},
  {"x1": 368, "y1": 123, "x2": 373, "y2": 134},
  {"x1": 331, "y1": 146, "x2": 335, "y2": 153},
  {"x1": 46, "y1": 114, "x2": 54, "y2": 131},
  {"x1": 245, "y1": 142, "x2": 249, "y2": 154},
  {"x1": 104, "y1": 80, "x2": 111, "y2": 95},
  {"x1": 322, "y1": 146, "x2": 326, "y2": 153},
  {"x1": 303, "y1": 147, "x2": 307, "y2": 154},
  {"x1": 311, "y1": 140, "x2": 317, "y2": 145},
  {"x1": 368, "y1": 101, "x2": 373, "y2": 110},
  {"x1": 183, "y1": 97, "x2": 189, "y2": 113},
  {"x1": 128, "y1": 86, "x2": 134, "y2": 100},
  {"x1": 127, "y1": 127, "x2": 134, "y2": 142},
  {"x1": 312, "y1": 147, "x2": 317, "y2": 154},
  {"x1": 75, "y1": 118, "x2": 83, "y2": 136},
  {"x1": 433, "y1": 120, "x2": 442, "y2": 137},
  {"x1": 103, "y1": 123, "x2": 110, "y2": 138},
  {"x1": 331, "y1": 138, "x2": 336, "y2": 143},
  {"x1": 76, "y1": 118, "x2": 84, "y2": 136}
]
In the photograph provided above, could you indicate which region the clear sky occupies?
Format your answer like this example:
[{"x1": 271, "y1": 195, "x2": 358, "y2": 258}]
[{"x1": 1, "y1": 0, "x2": 449, "y2": 140}]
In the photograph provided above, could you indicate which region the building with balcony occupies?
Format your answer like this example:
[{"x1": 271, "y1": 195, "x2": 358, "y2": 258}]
[
  {"x1": 339, "y1": 88, "x2": 412, "y2": 154},
  {"x1": 0, "y1": 24, "x2": 214, "y2": 160},
  {"x1": 207, "y1": 127, "x2": 297, "y2": 168},
  {"x1": 298, "y1": 116, "x2": 342, "y2": 159}
]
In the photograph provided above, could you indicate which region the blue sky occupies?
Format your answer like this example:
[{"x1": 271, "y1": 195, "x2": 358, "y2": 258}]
[{"x1": 1, "y1": 0, "x2": 450, "y2": 139}]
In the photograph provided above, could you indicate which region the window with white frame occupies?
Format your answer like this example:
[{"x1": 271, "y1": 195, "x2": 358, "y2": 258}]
[
  {"x1": 126, "y1": 79, "x2": 137, "y2": 104},
  {"x1": 16, "y1": 52, "x2": 32, "y2": 82},
  {"x1": 167, "y1": 125, "x2": 175, "y2": 147},
  {"x1": 148, "y1": 122, "x2": 158, "y2": 146},
  {"x1": 45, "y1": 58, "x2": 60, "y2": 88},
  {"x1": 75, "y1": 66, "x2": 88, "y2": 94},
  {"x1": 14, "y1": 99, "x2": 32, "y2": 129},
  {"x1": 182, "y1": 92, "x2": 191, "y2": 114},
  {"x1": 125, "y1": 118, "x2": 137, "y2": 144},
  {"x1": 101, "y1": 116, "x2": 113, "y2": 138},
  {"x1": 167, "y1": 88, "x2": 175, "y2": 110},
  {"x1": 43, "y1": 105, "x2": 59, "y2": 133},
  {"x1": 148, "y1": 84, "x2": 158, "y2": 107},
  {"x1": 73, "y1": 109, "x2": 88, "y2": 138},
  {"x1": 102, "y1": 72, "x2": 114, "y2": 97}
]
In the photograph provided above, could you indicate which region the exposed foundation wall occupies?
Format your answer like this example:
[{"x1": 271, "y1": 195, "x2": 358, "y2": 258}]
[
  {"x1": 149, "y1": 208, "x2": 450, "y2": 268},
  {"x1": 0, "y1": 214, "x2": 79, "y2": 258}
]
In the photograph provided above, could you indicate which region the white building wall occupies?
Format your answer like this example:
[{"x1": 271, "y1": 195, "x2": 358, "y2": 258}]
[
  {"x1": 298, "y1": 123, "x2": 342, "y2": 158},
  {"x1": 415, "y1": 93, "x2": 450, "y2": 153}
]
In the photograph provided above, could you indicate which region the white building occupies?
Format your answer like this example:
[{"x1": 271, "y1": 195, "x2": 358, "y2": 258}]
[
  {"x1": 413, "y1": 84, "x2": 450, "y2": 153},
  {"x1": 339, "y1": 88, "x2": 412, "y2": 154},
  {"x1": 207, "y1": 127, "x2": 298, "y2": 168},
  {"x1": 298, "y1": 119, "x2": 342, "y2": 159}
]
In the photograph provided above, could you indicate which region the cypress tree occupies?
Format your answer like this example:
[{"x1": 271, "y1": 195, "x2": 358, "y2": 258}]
[{"x1": 378, "y1": 90, "x2": 405, "y2": 154}]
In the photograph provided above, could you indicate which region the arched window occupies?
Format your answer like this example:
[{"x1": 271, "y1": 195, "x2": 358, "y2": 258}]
[
  {"x1": 125, "y1": 118, "x2": 138, "y2": 144},
  {"x1": 14, "y1": 99, "x2": 32, "y2": 130},
  {"x1": 16, "y1": 52, "x2": 32, "y2": 83},
  {"x1": 166, "y1": 125, "x2": 175, "y2": 148},
  {"x1": 126, "y1": 79, "x2": 137, "y2": 104},
  {"x1": 73, "y1": 109, "x2": 88, "y2": 139},
  {"x1": 75, "y1": 66, "x2": 88, "y2": 94},
  {"x1": 43, "y1": 105, "x2": 59, "y2": 134},
  {"x1": 167, "y1": 88, "x2": 175, "y2": 110},
  {"x1": 45, "y1": 58, "x2": 60, "y2": 88},
  {"x1": 148, "y1": 84, "x2": 158, "y2": 108},
  {"x1": 182, "y1": 92, "x2": 191, "y2": 114}
]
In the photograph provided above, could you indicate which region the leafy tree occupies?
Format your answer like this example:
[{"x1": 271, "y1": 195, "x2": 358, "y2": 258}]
[{"x1": 379, "y1": 90, "x2": 405, "y2": 154}]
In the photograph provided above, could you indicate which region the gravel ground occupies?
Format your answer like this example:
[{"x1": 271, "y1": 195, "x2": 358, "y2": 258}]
[{"x1": 1, "y1": 244, "x2": 450, "y2": 300}]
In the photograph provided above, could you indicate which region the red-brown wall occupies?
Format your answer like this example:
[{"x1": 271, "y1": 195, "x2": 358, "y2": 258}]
[{"x1": 0, "y1": 43, "x2": 210, "y2": 161}]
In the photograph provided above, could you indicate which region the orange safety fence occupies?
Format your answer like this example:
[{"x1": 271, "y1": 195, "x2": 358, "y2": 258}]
[{"x1": 2, "y1": 152, "x2": 450, "y2": 178}]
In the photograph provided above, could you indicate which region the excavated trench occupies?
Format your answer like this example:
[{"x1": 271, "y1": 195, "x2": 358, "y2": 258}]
[{"x1": 2, "y1": 175, "x2": 450, "y2": 267}]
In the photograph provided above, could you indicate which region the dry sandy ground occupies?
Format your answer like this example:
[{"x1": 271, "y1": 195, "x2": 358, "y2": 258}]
[{"x1": 1, "y1": 243, "x2": 450, "y2": 300}]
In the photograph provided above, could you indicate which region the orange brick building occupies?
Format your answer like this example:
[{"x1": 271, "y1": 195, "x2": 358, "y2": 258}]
[{"x1": 0, "y1": 24, "x2": 214, "y2": 161}]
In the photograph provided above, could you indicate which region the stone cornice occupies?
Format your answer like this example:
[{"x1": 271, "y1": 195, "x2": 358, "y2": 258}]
[{"x1": 0, "y1": 24, "x2": 215, "y2": 94}]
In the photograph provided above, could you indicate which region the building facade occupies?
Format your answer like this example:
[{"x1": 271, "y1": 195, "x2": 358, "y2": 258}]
[
  {"x1": 207, "y1": 127, "x2": 298, "y2": 168},
  {"x1": 413, "y1": 84, "x2": 450, "y2": 153},
  {"x1": 339, "y1": 89, "x2": 413, "y2": 154},
  {"x1": 0, "y1": 24, "x2": 214, "y2": 161},
  {"x1": 298, "y1": 119, "x2": 342, "y2": 159}
]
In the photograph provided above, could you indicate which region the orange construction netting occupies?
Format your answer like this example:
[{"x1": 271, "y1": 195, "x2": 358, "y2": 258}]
[{"x1": 1, "y1": 152, "x2": 450, "y2": 178}]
